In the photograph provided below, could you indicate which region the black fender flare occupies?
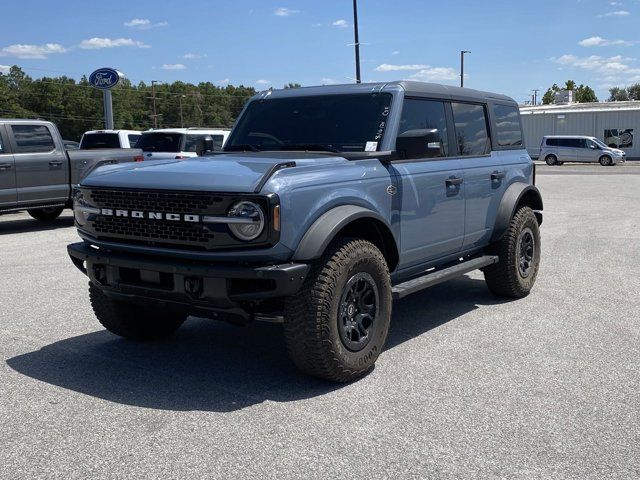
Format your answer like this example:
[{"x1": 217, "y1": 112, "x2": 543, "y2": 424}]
[
  {"x1": 491, "y1": 183, "x2": 543, "y2": 242},
  {"x1": 292, "y1": 205, "x2": 396, "y2": 263}
]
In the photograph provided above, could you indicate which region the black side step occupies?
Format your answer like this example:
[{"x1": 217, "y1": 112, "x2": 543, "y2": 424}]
[{"x1": 392, "y1": 255, "x2": 498, "y2": 300}]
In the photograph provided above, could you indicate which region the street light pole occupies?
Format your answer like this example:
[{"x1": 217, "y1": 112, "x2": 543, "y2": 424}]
[
  {"x1": 353, "y1": 0, "x2": 361, "y2": 84},
  {"x1": 460, "y1": 50, "x2": 470, "y2": 88}
]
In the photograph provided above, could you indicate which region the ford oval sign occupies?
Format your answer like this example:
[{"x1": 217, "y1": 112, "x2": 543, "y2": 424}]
[{"x1": 89, "y1": 68, "x2": 121, "y2": 90}]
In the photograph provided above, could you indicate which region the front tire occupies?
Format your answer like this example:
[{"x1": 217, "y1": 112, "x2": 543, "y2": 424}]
[
  {"x1": 283, "y1": 238, "x2": 392, "y2": 382},
  {"x1": 89, "y1": 283, "x2": 185, "y2": 340},
  {"x1": 483, "y1": 207, "x2": 541, "y2": 298},
  {"x1": 599, "y1": 155, "x2": 612, "y2": 166},
  {"x1": 27, "y1": 206, "x2": 64, "y2": 221},
  {"x1": 545, "y1": 155, "x2": 557, "y2": 166}
]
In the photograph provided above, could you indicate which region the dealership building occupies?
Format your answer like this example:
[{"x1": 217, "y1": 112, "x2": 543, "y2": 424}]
[{"x1": 520, "y1": 101, "x2": 640, "y2": 160}]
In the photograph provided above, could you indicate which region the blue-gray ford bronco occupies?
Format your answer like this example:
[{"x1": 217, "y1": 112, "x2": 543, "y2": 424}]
[{"x1": 68, "y1": 81, "x2": 543, "y2": 382}]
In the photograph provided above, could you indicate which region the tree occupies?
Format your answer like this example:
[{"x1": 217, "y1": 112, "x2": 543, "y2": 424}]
[
  {"x1": 627, "y1": 83, "x2": 640, "y2": 101},
  {"x1": 541, "y1": 80, "x2": 598, "y2": 104},
  {"x1": 284, "y1": 83, "x2": 301, "y2": 89},
  {"x1": 608, "y1": 87, "x2": 629, "y2": 102}
]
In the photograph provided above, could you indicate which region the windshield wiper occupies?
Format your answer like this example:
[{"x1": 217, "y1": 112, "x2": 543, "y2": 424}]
[
  {"x1": 275, "y1": 144, "x2": 340, "y2": 153},
  {"x1": 224, "y1": 144, "x2": 261, "y2": 152}
]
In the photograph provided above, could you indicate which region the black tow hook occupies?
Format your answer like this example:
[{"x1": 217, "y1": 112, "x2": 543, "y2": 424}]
[{"x1": 184, "y1": 276, "x2": 203, "y2": 299}]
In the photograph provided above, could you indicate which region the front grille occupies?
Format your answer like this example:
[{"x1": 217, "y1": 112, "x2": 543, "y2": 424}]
[
  {"x1": 89, "y1": 189, "x2": 225, "y2": 214},
  {"x1": 80, "y1": 187, "x2": 276, "y2": 251},
  {"x1": 93, "y1": 216, "x2": 211, "y2": 244}
]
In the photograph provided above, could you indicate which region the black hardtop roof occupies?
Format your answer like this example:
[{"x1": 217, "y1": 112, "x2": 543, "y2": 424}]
[{"x1": 254, "y1": 80, "x2": 516, "y2": 105}]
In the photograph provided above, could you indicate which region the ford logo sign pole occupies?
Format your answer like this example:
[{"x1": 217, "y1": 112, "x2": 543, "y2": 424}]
[{"x1": 89, "y1": 68, "x2": 123, "y2": 130}]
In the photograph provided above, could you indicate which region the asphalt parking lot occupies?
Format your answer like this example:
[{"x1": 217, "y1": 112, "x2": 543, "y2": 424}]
[{"x1": 1, "y1": 163, "x2": 639, "y2": 479}]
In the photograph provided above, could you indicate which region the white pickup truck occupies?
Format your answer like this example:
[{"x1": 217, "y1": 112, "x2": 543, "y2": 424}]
[{"x1": 0, "y1": 119, "x2": 143, "y2": 221}]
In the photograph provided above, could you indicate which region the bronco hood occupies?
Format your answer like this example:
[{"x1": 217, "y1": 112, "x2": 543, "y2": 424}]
[{"x1": 81, "y1": 153, "x2": 348, "y2": 193}]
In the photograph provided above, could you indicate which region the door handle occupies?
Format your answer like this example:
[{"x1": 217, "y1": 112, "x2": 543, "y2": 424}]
[
  {"x1": 445, "y1": 176, "x2": 463, "y2": 187},
  {"x1": 49, "y1": 160, "x2": 63, "y2": 167},
  {"x1": 491, "y1": 171, "x2": 505, "y2": 181},
  {"x1": 0, "y1": 163, "x2": 12, "y2": 171}
]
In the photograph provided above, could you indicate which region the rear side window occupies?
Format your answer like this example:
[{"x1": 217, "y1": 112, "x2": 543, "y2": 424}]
[
  {"x1": 11, "y1": 125, "x2": 55, "y2": 153},
  {"x1": 398, "y1": 99, "x2": 449, "y2": 157},
  {"x1": 136, "y1": 133, "x2": 183, "y2": 152},
  {"x1": 184, "y1": 134, "x2": 225, "y2": 153},
  {"x1": 81, "y1": 133, "x2": 120, "y2": 149},
  {"x1": 451, "y1": 103, "x2": 490, "y2": 156},
  {"x1": 492, "y1": 104, "x2": 523, "y2": 147},
  {"x1": 128, "y1": 134, "x2": 141, "y2": 147},
  {"x1": 0, "y1": 134, "x2": 4, "y2": 153}
]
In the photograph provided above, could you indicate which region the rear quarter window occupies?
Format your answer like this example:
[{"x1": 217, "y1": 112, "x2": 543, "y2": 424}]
[
  {"x1": 492, "y1": 104, "x2": 523, "y2": 148},
  {"x1": 11, "y1": 124, "x2": 56, "y2": 153}
]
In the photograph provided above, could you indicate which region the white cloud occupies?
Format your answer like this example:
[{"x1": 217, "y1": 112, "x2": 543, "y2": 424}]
[
  {"x1": 256, "y1": 79, "x2": 271, "y2": 85},
  {"x1": 554, "y1": 54, "x2": 639, "y2": 73},
  {"x1": 274, "y1": 7, "x2": 299, "y2": 16},
  {"x1": 409, "y1": 67, "x2": 458, "y2": 82},
  {"x1": 0, "y1": 43, "x2": 67, "y2": 59},
  {"x1": 79, "y1": 37, "x2": 149, "y2": 49},
  {"x1": 599, "y1": 10, "x2": 630, "y2": 16},
  {"x1": 578, "y1": 36, "x2": 633, "y2": 47},
  {"x1": 375, "y1": 63, "x2": 428, "y2": 72},
  {"x1": 332, "y1": 19, "x2": 349, "y2": 27},
  {"x1": 124, "y1": 18, "x2": 168, "y2": 29},
  {"x1": 391, "y1": 50, "x2": 400, "y2": 55},
  {"x1": 216, "y1": 78, "x2": 230, "y2": 85},
  {"x1": 320, "y1": 77, "x2": 338, "y2": 84},
  {"x1": 183, "y1": 52, "x2": 206, "y2": 59},
  {"x1": 0, "y1": 64, "x2": 11, "y2": 74},
  {"x1": 161, "y1": 63, "x2": 186, "y2": 70}
]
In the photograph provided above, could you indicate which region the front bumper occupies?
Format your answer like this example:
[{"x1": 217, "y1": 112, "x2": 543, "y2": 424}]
[{"x1": 68, "y1": 241, "x2": 309, "y2": 321}]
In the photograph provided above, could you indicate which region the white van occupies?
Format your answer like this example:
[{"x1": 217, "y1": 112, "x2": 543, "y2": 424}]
[
  {"x1": 80, "y1": 130, "x2": 142, "y2": 149},
  {"x1": 137, "y1": 128, "x2": 231, "y2": 160}
]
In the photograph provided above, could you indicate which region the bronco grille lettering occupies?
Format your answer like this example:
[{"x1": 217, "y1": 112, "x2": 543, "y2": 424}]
[{"x1": 99, "y1": 208, "x2": 202, "y2": 222}]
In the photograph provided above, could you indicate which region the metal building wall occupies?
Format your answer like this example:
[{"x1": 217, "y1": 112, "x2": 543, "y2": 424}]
[{"x1": 521, "y1": 109, "x2": 640, "y2": 159}]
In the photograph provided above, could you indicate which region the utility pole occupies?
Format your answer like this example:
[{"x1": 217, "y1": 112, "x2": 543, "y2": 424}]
[
  {"x1": 352, "y1": 0, "x2": 361, "y2": 83},
  {"x1": 150, "y1": 80, "x2": 160, "y2": 128},
  {"x1": 179, "y1": 94, "x2": 186, "y2": 128},
  {"x1": 460, "y1": 50, "x2": 470, "y2": 88},
  {"x1": 531, "y1": 89, "x2": 539, "y2": 106}
]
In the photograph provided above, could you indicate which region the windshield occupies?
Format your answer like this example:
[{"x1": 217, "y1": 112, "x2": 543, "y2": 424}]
[
  {"x1": 80, "y1": 133, "x2": 120, "y2": 149},
  {"x1": 225, "y1": 93, "x2": 392, "y2": 152},
  {"x1": 136, "y1": 132, "x2": 184, "y2": 152},
  {"x1": 592, "y1": 138, "x2": 609, "y2": 149}
]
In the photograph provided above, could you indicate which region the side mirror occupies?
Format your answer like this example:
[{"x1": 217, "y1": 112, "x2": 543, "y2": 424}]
[
  {"x1": 196, "y1": 135, "x2": 215, "y2": 156},
  {"x1": 396, "y1": 129, "x2": 441, "y2": 159}
]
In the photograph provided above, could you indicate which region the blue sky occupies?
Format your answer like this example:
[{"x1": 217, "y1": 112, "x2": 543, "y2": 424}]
[{"x1": 1, "y1": 0, "x2": 639, "y2": 103}]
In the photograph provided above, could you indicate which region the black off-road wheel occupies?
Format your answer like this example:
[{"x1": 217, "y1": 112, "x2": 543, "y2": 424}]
[
  {"x1": 89, "y1": 283, "x2": 185, "y2": 340},
  {"x1": 483, "y1": 207, "x2": 541, "y2": 298},
  {"x1": 283, "y1": 238, "x2": 392, "y2": 382},
  {"x1": 545, "y1": 155, "x2": 557, "y2": 166},
  {"x1": 27, "y1": 206, "x2": 64, "y2": 221}
]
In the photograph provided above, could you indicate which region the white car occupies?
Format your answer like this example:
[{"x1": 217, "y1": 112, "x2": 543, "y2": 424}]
[
  {"x1": 80, "y1": 129, "x2": 142, "y2": 149},
  {"x1": 137, "y1": 128, "x2": 231, "y2": 160}
]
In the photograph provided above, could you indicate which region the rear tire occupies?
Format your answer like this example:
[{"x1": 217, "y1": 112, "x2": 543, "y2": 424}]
[
  {"x1": 545, "y1": 155, "x2": 557, "y2": 166},
  {"x1": 483, "y1": 207, "x2": 541, "y2": 298},
  {"x1": 283, "y1": 238, "x2": 392, "y2": 382},
  {"x1": 89, "y1": 283, "x2": 185, "y2": 340},
  {"x1": 27, "y1": 206, "x2": 64, "y2": 221},
  {"x1": 599, "y1": 155, "x2": 612, "y2": 166}
]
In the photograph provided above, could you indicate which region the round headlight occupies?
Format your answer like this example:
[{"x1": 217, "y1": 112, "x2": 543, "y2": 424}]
[
  {"x1": 73, "y1": 191, "x2": 98, "y2": 227},
  {"x1": 227, "y1": 201, "x2": 265, "y2": 241}
]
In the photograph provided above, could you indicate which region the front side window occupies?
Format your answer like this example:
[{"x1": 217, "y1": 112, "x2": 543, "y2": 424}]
[
  {"x1": 492, "y1": 104, "x2": 523, "y2": 147},
  {"x1": 0, "y1": 134, "x2": 4, "y2": 153},
  {"x1": 546, "y1": 138, "x2": 558, "y2": 147},
  {"x1": 184, "y1": 134, "x2": 224, "y2": 152},
  {"x1": 451, "y1": 103, "x2": 490, "y2": 156},
  {"x1": 226, "y1": 93, "x2": 393, "y2": 153},
  {"x1": 398, "y1": 99, "x2": 449, "y2": 157},
  {"x1": 11, "y1": 125, "x2": 55, "y2": 153}
]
